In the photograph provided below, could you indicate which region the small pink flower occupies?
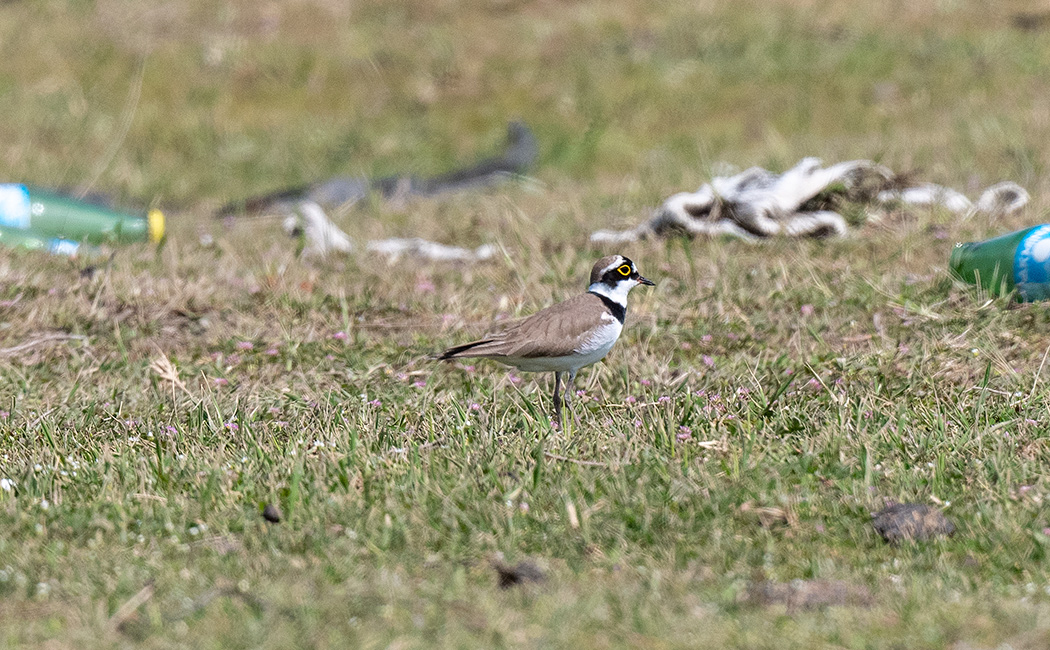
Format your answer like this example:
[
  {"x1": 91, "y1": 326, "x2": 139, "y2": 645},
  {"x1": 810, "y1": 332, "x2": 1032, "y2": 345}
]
[
  {"x1": 1043, "y1": 527, "x2": 1050, "y2": 537},
  {"x1": 626, "y1": 396, "x2": 637, "y2": 404},
  {"x1": 333, "y1": 331, "x2": 348, "y2": 341},
  {"x1": 236, "y1": 341, "x2": 254, "y2": 350},
  {"x1": 658, "y1": 396, "x2": 671, "y2": 404},
  {"x1": 224, "y1": 422, "x2": 239, "y2": 431},
  {"x1": 701, "y1": 355, "x2": 715, "y2": 368},
  {"x1": 695, "y1": 389, "x2": 706, "y2": 398},
  {"x1": 213, "y1": 378, "x2": 229, "y2": 386},
  {"x1": 509, "y1": 374, "x2": 522, "y2": 385},
  {"x1": 800, "y1": 304, "x2": 815, "y2": 317},
  {"x1": 634, "y1": 420, "x2": 643, "y2": 428},
  {"x1": 680, "y1": 342, "x2": 692, "y2": 350},
  {"x1": 368, "y1": 399, "x2": 382, "y2": 407},
  {"x1": 325, "y1": 354, "x2": 335, "y2": 361},
  {"x1": 265, "y1": 348, "x2": 279, "y2": 356},
  {"x1": 677, "y1": 426, "x2": 692, "y2": 441},
  {"x1": 701, "y1": 334, "x2": 713, "y2": 342},
  {"x1": 396, "y1": 373, "x2": 409, "y2": 381},
  {"x1": 469, "y1": 403, "x2": 481, "y2": 411},
  {"x1": 641, "y1": 379, "x2": 652, "y2": 387},
  {"x1": 807, "y1": 378, "x2": 821, "y2": 389},
  {"x1": 464, "y1": 365, "x2": 476, "y2": 373},
  {"x1": 0, "y1": 410, "x2": 8, "y2": 419},
  {"x1": 413, "y1": 380, "x2": 426, "y2": 388}
]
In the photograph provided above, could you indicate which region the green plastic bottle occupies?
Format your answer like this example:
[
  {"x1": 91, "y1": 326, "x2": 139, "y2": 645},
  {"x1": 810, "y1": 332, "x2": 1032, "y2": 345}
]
[
  {"x1": 949, "y1": 225, "x2": 1050, "y2": 301},
  {"x1": 0, "y1": 184, "x2": 164, "y2": 244},
  {"x1": 0, "y1": 225, "x2": 82, "y2": 256}
]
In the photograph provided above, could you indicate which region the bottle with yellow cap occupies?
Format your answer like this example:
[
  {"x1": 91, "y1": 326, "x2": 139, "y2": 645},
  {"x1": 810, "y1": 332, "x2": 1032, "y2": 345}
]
[{"x1": 0, "y1": 184, "x2": 164, "y2": 245}]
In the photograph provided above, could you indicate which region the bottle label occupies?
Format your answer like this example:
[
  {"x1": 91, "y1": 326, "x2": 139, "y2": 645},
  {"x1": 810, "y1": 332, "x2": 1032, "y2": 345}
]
[
  {"x1": 1014, "y1": 225, "x2": 1050, "y2": 301},
  {"x1": 48, "y1": 239, "x2": 80, "y2": 256},
  {"x1": 0, "y1": 184, "x2": 30, "y2": 229}
]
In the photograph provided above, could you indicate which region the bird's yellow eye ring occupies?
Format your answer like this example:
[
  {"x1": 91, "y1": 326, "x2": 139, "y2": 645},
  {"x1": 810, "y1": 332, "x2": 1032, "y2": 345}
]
[{"x1": 617, "y1": 265, "x2": 632, "y2": 276}]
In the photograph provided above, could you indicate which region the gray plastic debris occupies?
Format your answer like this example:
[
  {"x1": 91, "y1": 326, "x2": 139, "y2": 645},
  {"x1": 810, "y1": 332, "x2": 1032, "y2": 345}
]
[{"x1": 219, "y1": 121, "x2": 538, "y2": 217}]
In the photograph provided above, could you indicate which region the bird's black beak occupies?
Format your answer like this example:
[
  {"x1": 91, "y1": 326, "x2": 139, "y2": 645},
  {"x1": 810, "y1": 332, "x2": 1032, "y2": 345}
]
[{"x1": 637, "y1": 275, "x2": 655, "y2": 286}]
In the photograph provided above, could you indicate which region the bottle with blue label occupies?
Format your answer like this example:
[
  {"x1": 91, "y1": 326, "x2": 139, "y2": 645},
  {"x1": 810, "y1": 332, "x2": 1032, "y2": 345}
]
[
  {"x1": 950, "y1": 225, "x2": 1050, "y2": 301},
  {"x1": 0, "y1": 184, "x2": 164, "y2": 245},
  {"x1": 0, "y1": 226, "x2": 81, "y2": 256}
]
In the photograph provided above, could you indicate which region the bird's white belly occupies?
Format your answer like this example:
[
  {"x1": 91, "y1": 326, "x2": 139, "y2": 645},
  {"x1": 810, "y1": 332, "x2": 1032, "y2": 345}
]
[{"x1": 500, "y1": 321, "x2": 622, "y2": 373}]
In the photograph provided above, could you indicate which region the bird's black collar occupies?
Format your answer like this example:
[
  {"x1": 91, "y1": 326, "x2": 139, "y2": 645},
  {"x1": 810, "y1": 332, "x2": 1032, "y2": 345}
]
[{"x1": 589, "y1": 291, "x2": 626, "y2": 324}]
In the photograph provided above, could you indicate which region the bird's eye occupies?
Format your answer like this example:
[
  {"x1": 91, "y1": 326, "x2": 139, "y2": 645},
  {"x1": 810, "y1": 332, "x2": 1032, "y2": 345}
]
[{"x1": 617, "y1": 265, "x2": 632, "y2": 276}]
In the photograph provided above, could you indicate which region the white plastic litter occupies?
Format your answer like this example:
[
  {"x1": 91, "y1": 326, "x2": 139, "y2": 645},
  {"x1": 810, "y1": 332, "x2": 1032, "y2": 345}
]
[
  {"x1": 286, "y1": 201, "x2": 354, "y2": 256},
  {"x1": 591, "y1": 158, "x2": 1030, "y2": 243},
  {"x1": 366, "y1": 238, "x2": 497, "y2": 262},
  {"x1": 285, "y1": 200, "x2": 494, "y2": 262}
]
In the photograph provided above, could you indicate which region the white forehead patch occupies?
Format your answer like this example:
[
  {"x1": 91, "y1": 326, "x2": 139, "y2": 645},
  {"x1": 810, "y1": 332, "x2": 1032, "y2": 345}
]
[{"x1": 599, "y1": 255, "x2": 627, "y2": 277}]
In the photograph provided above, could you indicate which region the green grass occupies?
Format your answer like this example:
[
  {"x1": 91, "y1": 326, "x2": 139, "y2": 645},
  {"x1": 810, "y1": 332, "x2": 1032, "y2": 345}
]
[{"x1": 6, "y1": 0, "x2": 1050, "y2": 647}]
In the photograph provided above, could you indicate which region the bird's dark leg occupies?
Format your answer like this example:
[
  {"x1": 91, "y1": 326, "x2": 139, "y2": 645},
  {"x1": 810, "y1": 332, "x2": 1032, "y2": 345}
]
[
  {"x1": 565, "y1": 369, "x2": 581, "y2": 427},
  {"x1": 552, "y1": 372, "x2": 564, "y2": 429}
]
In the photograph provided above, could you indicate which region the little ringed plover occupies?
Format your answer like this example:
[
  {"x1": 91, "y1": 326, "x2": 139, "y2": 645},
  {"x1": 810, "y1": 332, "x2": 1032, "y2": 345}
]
[{"x1": 437, "y1": 254, "x2": 654, "y2": 427}]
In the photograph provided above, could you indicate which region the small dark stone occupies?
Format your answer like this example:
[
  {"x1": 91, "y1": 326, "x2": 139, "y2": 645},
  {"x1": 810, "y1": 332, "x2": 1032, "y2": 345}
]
[
  {"x1": 262, "y1": 503, "x2": 282, "y2": 523},
  {"x1": 872, "y1": 503, "x2": 955, "y2": 544},
  {"x1": 1013, "y1": 12, "x2": 1050, "y2": 32},
  {"x1": 494, "y1": 559, "x2": 544, "y2": 589}
]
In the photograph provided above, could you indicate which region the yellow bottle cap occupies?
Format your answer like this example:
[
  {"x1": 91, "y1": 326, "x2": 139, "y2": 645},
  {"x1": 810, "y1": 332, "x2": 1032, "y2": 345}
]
[{"x1": 148, "y1": 209, "x2": 165, "y2": 243}]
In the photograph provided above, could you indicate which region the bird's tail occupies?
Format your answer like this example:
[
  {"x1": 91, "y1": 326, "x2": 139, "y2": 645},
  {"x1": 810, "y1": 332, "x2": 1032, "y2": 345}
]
[{"x1": 435, "y1": 339, "x2": 496, "y2": 361}]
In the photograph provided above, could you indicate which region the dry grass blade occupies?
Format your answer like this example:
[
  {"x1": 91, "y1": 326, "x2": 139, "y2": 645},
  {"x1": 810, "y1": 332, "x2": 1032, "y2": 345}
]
[
  {"x1": 149, "y1": 352, "x2": 191, "y2": 396},
  {"x1": 0, "y1": 333, "x2": 87, "y2": 357},
  {"x1": 543, "y1": 452, "x2": 619, "y2": 468},
  {"x1": 106, "y1": 581, "x2": 155, "y2": 633}
]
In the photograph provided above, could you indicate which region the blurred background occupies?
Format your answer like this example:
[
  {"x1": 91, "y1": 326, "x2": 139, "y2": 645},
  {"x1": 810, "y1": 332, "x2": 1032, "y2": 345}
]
[{"x1": 3, "y1": 0, "x2": 1049, "y2": 244}]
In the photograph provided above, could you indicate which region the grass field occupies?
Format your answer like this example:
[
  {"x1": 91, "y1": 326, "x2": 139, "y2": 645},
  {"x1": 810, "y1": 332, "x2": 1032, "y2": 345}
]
[{"x1": 6, "y1": 0, "x2": 1050, "y2": 647}]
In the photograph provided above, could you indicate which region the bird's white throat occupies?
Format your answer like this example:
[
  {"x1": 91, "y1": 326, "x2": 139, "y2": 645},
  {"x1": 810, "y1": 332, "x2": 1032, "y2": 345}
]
[{"x1": 587, "y1": 280, "x2": 633, "y2": 307}]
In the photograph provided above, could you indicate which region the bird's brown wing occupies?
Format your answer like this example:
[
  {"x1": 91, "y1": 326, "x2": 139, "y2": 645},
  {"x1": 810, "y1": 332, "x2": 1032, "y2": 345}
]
[
  {"x1": 492, "y1": 293, "x2": 611, "y2": 358},
  {"x1": 440, "y1": 293, "x2": 611, "y2": 360}
]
